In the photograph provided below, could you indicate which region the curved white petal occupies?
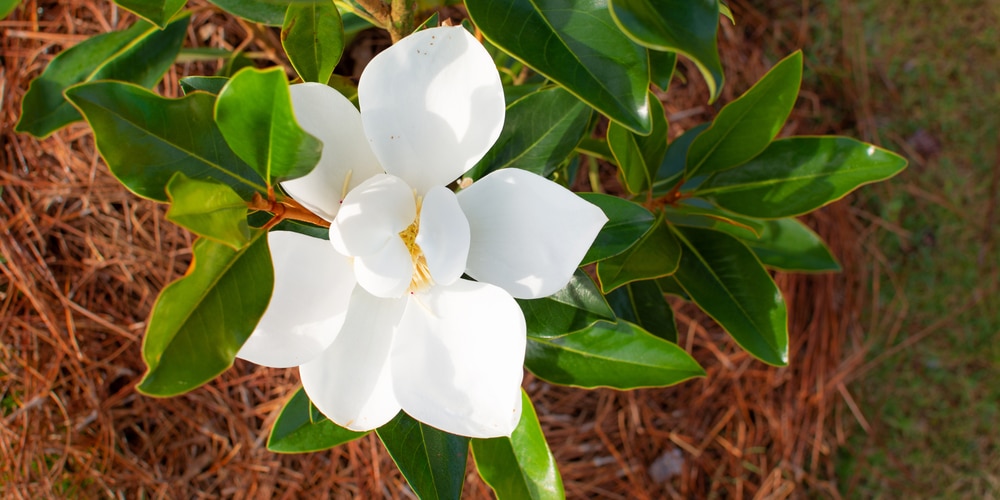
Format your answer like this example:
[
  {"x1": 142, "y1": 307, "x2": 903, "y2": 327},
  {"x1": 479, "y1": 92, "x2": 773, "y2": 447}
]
[
  {"x1": 300, "y1": 287, "x2": 406, "y2": 431},
  {"x1": 391, "y1": 280, "x2": 525, "y2": 438},
  {"x1": 354, "y1": 237, "x2": 412, "y2": 298},
  {"x1": 238, "y1": 231, "x2": 356, "y2": 368},
  {"x1": 358, "y1": 26, "x2": 505, "y2": 193},
  {"x1": 330, "y1": 174, "x2": 416, "y2": 257},
  {"x1": 416, "y1": 186, "x2": 469, "y2": 287},
  {"x1": 283, "y1": 83, "x2": 383, "y2": 221},
  {"x1": 457, "y1": 169, "x2": 608, "y2": 299}
]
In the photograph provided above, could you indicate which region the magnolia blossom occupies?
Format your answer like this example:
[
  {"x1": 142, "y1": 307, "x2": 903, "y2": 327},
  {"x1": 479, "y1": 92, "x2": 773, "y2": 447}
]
[{"x1": 237, "y1": 26, "x2": 607, "y2": 438}]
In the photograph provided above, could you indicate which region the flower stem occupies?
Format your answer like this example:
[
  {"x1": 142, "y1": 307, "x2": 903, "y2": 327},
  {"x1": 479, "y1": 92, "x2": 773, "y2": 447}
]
[
  {"x1": 388, "y1": 0, "x2": 417, "y2": 43},
  {"x1": 354, "y1": 0, "x2": 390, "y2": 28},
  {"x1": 248, "y1": 193, "x2": 330, "y2": 230}
]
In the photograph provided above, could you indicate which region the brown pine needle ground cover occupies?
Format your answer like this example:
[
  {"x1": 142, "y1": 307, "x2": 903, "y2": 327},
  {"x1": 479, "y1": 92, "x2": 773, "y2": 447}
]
[{"x1": 1, "y1": 0, "x2": 889, "y2": 497}]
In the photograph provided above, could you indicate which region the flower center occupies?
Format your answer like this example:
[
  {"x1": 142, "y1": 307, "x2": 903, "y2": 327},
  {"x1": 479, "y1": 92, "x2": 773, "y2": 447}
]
[{"x1": 399, "y1": 196, "x2": 433, "y2": 293}]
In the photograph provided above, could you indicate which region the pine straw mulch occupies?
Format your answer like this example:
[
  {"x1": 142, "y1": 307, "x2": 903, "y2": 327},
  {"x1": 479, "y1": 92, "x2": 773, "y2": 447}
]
[{"x1": 1, "y1": 0, "x2": 886, "y2": 497}]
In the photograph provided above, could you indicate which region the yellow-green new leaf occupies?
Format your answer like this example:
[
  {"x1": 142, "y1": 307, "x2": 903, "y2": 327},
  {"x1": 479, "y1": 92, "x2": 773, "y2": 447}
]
[
  {"x1": 282, "y1": 1, "x2": 344, "y2": 84},
  {"x1": 166, "y1": 173, "x2": 250, "y2": 250}
]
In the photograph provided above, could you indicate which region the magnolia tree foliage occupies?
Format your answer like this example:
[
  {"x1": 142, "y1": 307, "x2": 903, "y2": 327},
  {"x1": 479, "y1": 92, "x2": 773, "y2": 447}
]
[{"x1": 14, "y1": 0, "x2": 905, "y2": 497}]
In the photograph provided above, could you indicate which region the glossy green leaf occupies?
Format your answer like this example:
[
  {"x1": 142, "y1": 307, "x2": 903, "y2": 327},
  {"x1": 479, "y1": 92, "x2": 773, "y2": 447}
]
[
  {"x1": 609, "y1": 0, "x2": 724, "y2": 101},
  {"x1": 608, "y1": 93, "x2": 668, "y2": 194},
  {"x1": 719, "y1": 1, "x2": 735, "y2": 24},
  {"x1": 578, "y1": 193, "x2": 655, "y2": 264},
  {"x1": 671, "y1": 226, "x2": 788, "y2": 366},
  {"x1": 697, "y1": 137, "x2": 908, "y2": 218},
  {"x1": 649, "y1": 50, "x2": 677, "y2": 91},
  {"x1": 466, "y1": 0, "x2": 652, "y2": 134},
  {"x1": 377, "y1": 412, "x2": 469, "y2": 500},
  {"x1": 470, "y1": 87, "x2": 592, "y2": 179},
  {"x1": 207, "y1": 0, "x2": 286, "y2": 25},
  {"x1": 15, "y1": 14, "x2": 189, "y2": 138},
  {"x1": 575, "y1": 137, "x2": 614, "y2": 164},
  {"x1": 662, "y1": 198, "x2": 767, "y2": 236},
  {"x1": 65, "y1": 81, "x2": 267, "y2": 202},
  {"x1": 1, "y1": 0, "x2": 20, "y2": 20},
  {"x1": 166, "y1": 174, "x2": 250, "y2": 249},
  {"x1": 652, "y1": 123, "x2": 708, "y2": 196},
  {"x1": 137, "y1": 232, "x2": 272, "y2": 396},
  {"x1": 596, "y1": 215, "x2": 681, "y2": 293},
  {"x1": 179, "y1": 76, "x2": 229, "y2": 95},
  {"x1": 607, "y1": 280, "x2": 677, "y2": 342},
  {"x1": 282, "y1": 1, "x2": 344, "y2": 84},
  {"x1": 215, "y1": 67, "x2": 323, "y2": 185},
  {"x1": 471, "y1": 391, "x2": 564, "y2": 500},
  {"x1": 267, "y1": 387, "x2": 367, "y2": 453},
  {"x1": 526, "y1": 320, "x2": 704, "y2": 389},
  {"x1": 714, "y1": 218, "x2": 841, "y2": 272},
  {"x1": 517, "y1": 269, "x2": 614, "y2": 339},
  {"x1": 114, "y1": 0, "x2": 185, "y2": 28},
  {"x1": 686, "y1": 51, "x2": 803, "y2": 178}
]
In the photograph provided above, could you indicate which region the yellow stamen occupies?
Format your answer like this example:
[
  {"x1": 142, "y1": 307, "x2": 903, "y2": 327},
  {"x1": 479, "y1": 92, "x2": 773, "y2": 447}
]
[
  {"x1": 340, "y1": 169, "x2": 353, "y2": 202},
  {"x1": 399, "y1": 195, "x2": 434, "y2": 292}
]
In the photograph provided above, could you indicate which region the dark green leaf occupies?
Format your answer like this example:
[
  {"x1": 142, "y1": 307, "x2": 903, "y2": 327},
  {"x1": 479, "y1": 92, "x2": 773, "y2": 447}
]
[
  {"x1": 206, "y1": 0, "x2": 286, "y2": 25},
  {"x1": 525, "y1": 320, "x2": 704, "y2": 389},
  {"x1": 377, "y1": 412, "x2": 469, "y2": 500},
  {"x1": 686, "y1": 51, "x2": 803, "y2": 178},
  {"x1": 470, "y1": 87, "x2": 592, "y2": 179},
  {"x1": 215, "y1": 67, "x2": 323, "y2": 184},
  {"x1": 662, "y1": 198, "x2": 767, "y2": 236},
  {"x1": 114, "y1": 0, "x2": 185, "y2": 28},
  {"x1": 166, "y1": 174, "x2": 250, "y2": 249},
  {"x1": 517, "y1": 269, "x2": 613, "y2": 339},
  {"x1": 267, "y1": 387, "x2": 367, "y2": 453},
  {"x1": 606, "y1": 280, "x2": 677, "y2": 342},
  {"x1": 609, "y1": 0, "x2": 724, "y2": 101},
  {"x1": 1, "y1": 0, "x2": 20, "y2": 20},
  {"x1": 65, "y1": 81, "x2": 266, "y2": 201},
  {"x1": 609, "y1": 92, "x2": 668, "y2": 194},
  {"x1": 697, "y1": 137, "x2": 908, "y2": 218},
  {"x1": 471, "y1": 391, "x2": 564, "y2": 500},
  {"x1": 671, "y1": 226, "x2": 788, "y2": 366},
  {"x1": 652, "y1": 123, "x2": 708, "y2": 197},
  {"x1": 180, "y1": 76, "x2": 229, "y2": 95},
  {"x1": 282, "y1": 1, "x2": 344, "y2": 84},
  {"x1": 466, "y1": 0, "x2": 652, "y2": 134},
  {"x1": 714, "y1": 218, "x2": 841, "y2": 272},
  {"x1": 596, "y1": 215, "x2": 681, "y2": 293},
  {"x1": 578, "y1": 193, "x2": 655, "y2": 264},
  {"x1": 649, "y1": 50, "x2": 677, "y2": 91},
  {"x1": 575, "y1": 137, "x2": 614, "y2": 164},
  {"x1": 137, "y1": 231, "x2": 272, "y2": 396},
  {"x1": 16, "y1": 14, "x2": 189, "y2": 138}
]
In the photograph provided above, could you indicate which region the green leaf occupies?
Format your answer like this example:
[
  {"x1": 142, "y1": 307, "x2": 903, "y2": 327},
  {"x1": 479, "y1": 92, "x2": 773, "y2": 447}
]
[
  {"x1": 179, "y1": 76, "x2": 230, "y2": 95},
  {"x1": 686, "y1": 51, "x2": 803, "y2": 178},
  {"x1": 166, "y1": 174, "x2": 250, "y2": 250},
  {"x1": 15, "y1": 14, "x2": 189, "y2": 138},
  {"x1": 267, "y1": 388, "x2": 367, "y2": 453},
  {"x1": 377, "y1": 412, "x2": 469, "y2": 500},
  {"x1": 0, "y1": 0, "x2": 20, "y2": 20},
  {"x1": 697, "y1": 137, "x2": 908, "y2": 218},
  {"x1": 596, "y1": 215, "x2": 681, "y2": 293},
  {"x1": 578, "y1": 193, "x2": 655, "y2": 264},
  {"x1": 137, "y1": 231, "x2": 273, "y2": 396},
  {"x1": 652, "y1": 123, "x2": 708, "y2": 196},
  {"x1": 65, "y1": 81, "x2": 267, "y2": 202},
  {"x1": 470, "y1": 87, "x2": 592, "y2": 179},
  {"x1": 714, "y1": 218, "x2": 841, "y2": 272},
  {"x1": 466, "y1": 0, "x2": 652, "y2": 134},
  {"x1": 517, "y1": 269, "x2": 614, "y2": 339},
  {"x1": 671, "y1": 226, "x2": 788, "y2": 366},
  {"x1": 282, "y1": 1, "x2": 344, "y2": 84},
  {"x1": 649, "y1": 50, "x2": 677, "y2": 91},
  {"x1": 609, "y1": 0, "x2": 724, "y2": 101},
  {"x1": 215, "y1": 67, "x2": 323, "y2": 185},
  {"x1": 608, "y1": 92, "x2": 667, "y2": 194},
  {"x1": 662, "y1": 198, "x2": 767, "y2": 236},
  {"x1": 606, "y1": 280, "x2": 677, "y2": 342},
  {"x1": 471, "y1": 391, "x2": 564, "y2": 500},
  {"x1": 525, "y1": 321, "x2": 704, "y2": 389},
  {"x1": 206, "y1": 0, "x2": 286, "y2": 25},
  {"x1": 114, "y1": 0, "x2": 185, "y2": 28}
]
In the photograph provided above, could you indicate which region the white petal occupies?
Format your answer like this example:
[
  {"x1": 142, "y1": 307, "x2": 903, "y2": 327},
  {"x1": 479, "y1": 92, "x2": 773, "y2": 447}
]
[
  {"x1": 238, "y1": 231, "x2": 356, "y2": 368},
  {"x1": 330, "y1": 174, "x2": 416, "y2": 257},
  {"x1": 299, "y1": 287, "x2": 405, "y2": 431},
  {"x1": 457, "y1": 169, "x2": 608, "y2": 299},
  {"x1": 416, "y1": 186, "x2": 469, "y2": 286},
  {"x1": 283, "y1": 83, "x2": 383, "y2": 221},
  {"x1": 354, "y1": 237, "x2": 412, "y2": 298},
  {"x1": 358, "y1": 26, "x2": 505, "y2": 193},
  {"x1": 392, "y1": 280, "x2": 525, "y2": 438}
]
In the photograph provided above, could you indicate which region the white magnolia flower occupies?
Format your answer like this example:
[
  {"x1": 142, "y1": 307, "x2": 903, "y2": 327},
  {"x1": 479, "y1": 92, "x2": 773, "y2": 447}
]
[{"x1": 237, "y1": 26, "x2": 607, "y2": 438}]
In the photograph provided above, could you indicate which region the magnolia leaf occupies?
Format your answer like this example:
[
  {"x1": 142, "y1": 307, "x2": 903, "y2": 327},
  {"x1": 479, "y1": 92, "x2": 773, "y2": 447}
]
[
  {"x1": 671, "y1": 226, "x2": 789, "y2": 366},
  {"x1": 662, "y1": 198, "x2": 767, "y2": 236},
  {"x1": 377, "y1": 412, "x2": 469, "y2": 500},
  {"x1": 525, "y1": 320, "x2": 704, "y2": 389},
  {"x1": 578, "y1": 193, "x2": 656, "y2": 264},
  {"x1": 466, "y1": 0, "x2": 652, "y2": 134},
  {"x1": 697, "y1": 137, "x2": 908, "y2": 218},
  {"x1": 267, "y1": 388, "x2": 367, "y2": 453},
  {"x1": 606, "y1": 280, "x2": 678, "y2": 342},
  {"x1": 596, "y1": 215, "x2": 681, "y2": 293},
  {"x1": 714, "y1": 218, "x2": 841, "y2": 272},
  {"x1": 206, "y1": 0, "x2": 286, "y2": 25},
  {"x1": 649, "y1": 50, "x2": 677, "y2": 92},
  {"x1": 180, "y1": 76, "x2": 229, "y2": 95},
  {"x1": 16, "y1": 14, "x2": 189, "y2": 138},
  {"x1": 608, "y1": 92, "x2": 668, "y2": 194},
  {"x1": 1, "y1": 0, "x2": 20, "y2": 19},
  {"x1": 652, "y1": 123, "x2": 709, "y2": 196},
  {"x1": 686, "y1": 51, "x2": 803, "y2": 178},
  {"x1": 517, "y1": 269, "x2": 614, "y2": 339},
  {"x1": 137, "y1": 231, "x2": 272, "y2": 396},
  {"x1": 65, "y1": 81, "x2": 267, "y2": 202},
  {"x1": 471, "y1": 391, "x2": 564, "y2": 500},
  {"x1": 114, "y1": 0, "x2": 185, "y2": 28},
  {"x1": 215, "y1": 67, "x2": 323, "y2": 185},
  {"x1": 165, "y1": 174, "x2": 250, "y2": 250},
  {"x1": 282, "y1": 1, "x2": 344, "y2": 84}
]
